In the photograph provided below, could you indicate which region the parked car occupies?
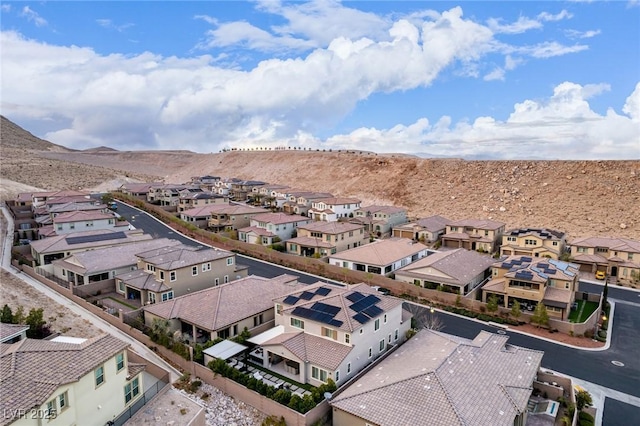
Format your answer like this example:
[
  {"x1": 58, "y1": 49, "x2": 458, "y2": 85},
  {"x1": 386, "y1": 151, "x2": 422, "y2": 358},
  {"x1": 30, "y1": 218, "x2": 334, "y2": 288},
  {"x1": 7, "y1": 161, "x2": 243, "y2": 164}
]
[{"x1": 595, "y1": 270, "x2": 606, "y2": 280}]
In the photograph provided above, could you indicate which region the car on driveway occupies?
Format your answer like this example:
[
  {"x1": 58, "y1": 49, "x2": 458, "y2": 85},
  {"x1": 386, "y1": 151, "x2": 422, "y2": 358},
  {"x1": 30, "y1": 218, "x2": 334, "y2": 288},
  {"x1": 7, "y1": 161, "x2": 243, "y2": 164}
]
[{"x1": 595, "y1": 270, "x2": 606, "y2": 280}]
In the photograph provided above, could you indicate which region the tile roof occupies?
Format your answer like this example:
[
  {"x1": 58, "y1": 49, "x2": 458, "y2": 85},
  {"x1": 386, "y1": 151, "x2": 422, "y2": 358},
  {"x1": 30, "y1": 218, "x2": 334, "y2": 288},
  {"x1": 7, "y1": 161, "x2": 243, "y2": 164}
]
[
  {"x1": 182, "y1": 203, "x2": 269, "y2": 218},
  {"x1": 238, "y1": 226, "x2": 276, "y2": 238},
  {"x1": 356, "y1": 205, "x2": 407, "y2": 215},
  {"x1": 262, "y1": 332, "x2": 353, "y2": 371},
  {"x1": 115, "y1": 269, "x2": 171, "y2": 292},
  {"x1": 136, "y1": 244, "x2": 233, "y2": 270},
  {"x1": 297, "y1": 221, "x2": 364, "y2": 234},
  {"x1": 251, "y1": 213, "x2": 310, "y2": 225},
  {"x1": 416, "y1": 215, "x2": 451, "y2": 232},
  {"x1": 312, "y1": 197, "x2": 361, "y2": 205},
  {"x1": 0, "y1": 324, "x2": 29, "y2": 343},
  {"x1": 120, "y1": 182, "x2": 163, "y2": 193},
  {"x1": 30, "y1": 230, "x2": 152, "y2": 254},
  {"x1": 330, "y1": 330, "x2": 543, "y2": 426},
  {"x1": 329, "y1": 238, "x2": 429, "y2": 267},
  {"x1": 504, "y1": 228, "x2": 565, "y2": 240},
  {"x1": 495, "y1": 256, "x2": 579, "y2": 282},
  {"x1": 443, "y1": 232, "x2": 494, "y2": 243},
  {"x1": 143, "y1": 275, "x2": 304, "y2": 331},
  {"x1": 0, "y1": 334, "x2": 128, "y2": 424},
  {"x1": 570, "y1": 236, "x2": 640, "y2": 253},
  {"x1": 285, "y1": 236, "x2": 334, "y2": 249},
  {"x1": 52, "y1": 210, "x2": 115, "y2": 223},
  {"x1": 396, "y1": 249, "x2": 495, "y2": 286},
  {"x1": 447, "y1": 219, "x2": 506, "y2": 230},
  {"x1": 52, "y1": 238, "x2": 181, "y2": 275},
  {"x1": 48, "y1": 202, "x2": 106, "y2": 214}
]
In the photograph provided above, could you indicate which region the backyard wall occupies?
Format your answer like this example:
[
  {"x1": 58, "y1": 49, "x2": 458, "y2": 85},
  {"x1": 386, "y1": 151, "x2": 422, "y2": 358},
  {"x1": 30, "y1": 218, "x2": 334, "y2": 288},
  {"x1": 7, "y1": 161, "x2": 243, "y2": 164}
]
[{"x1": 72, "y1": 278, "x2": 116, "y2": 298}]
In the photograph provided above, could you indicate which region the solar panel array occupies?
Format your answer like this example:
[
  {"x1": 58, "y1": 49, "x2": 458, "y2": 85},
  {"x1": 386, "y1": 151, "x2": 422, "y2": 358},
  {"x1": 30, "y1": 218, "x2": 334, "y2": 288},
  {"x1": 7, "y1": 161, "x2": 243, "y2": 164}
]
[
  {"x1": 281, "y1": 286, "x2": 333, "y2": 306},
  {"x1": 349, "y1": 292, "x2": 383, "y2": 324},
  {"x1": 65, "y1": 231, "x2": 127, "y2": 245},
  {"x1": 291, "y1": 306, "x2": 343, "y2": 327},
  {"x1": 514, "y1": 270, "x2": 534, "y2": 280}
]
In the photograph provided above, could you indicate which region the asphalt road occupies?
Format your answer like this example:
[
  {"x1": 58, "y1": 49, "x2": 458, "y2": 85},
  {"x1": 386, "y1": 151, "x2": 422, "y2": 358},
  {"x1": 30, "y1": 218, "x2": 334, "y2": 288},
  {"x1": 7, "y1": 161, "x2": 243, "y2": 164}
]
[{"x1": 115, "y1": 200, "x2": 640, "y2": 424}]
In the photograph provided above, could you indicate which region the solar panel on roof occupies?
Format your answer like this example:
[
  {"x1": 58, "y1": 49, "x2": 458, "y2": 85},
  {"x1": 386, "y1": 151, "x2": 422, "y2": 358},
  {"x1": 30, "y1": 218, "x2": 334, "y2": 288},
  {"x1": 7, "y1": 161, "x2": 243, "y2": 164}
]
[
  {"x1": 521, "y1": 256, "x2": 532, "y2": 262},
  {"x1": 515, "y1": 271, "x2": 533, "y2": 280},
  {"x1": 315, "y1": 287, "x2": 331, "y2": 296},
  {"x1": 311, "y1": 302, "x2": 340, "y2": 316},
  {"x1": 349, "y1": 294, "x2": 381, "y2": 313},
  {"x1": 299, "y1": 291, "x2": 315, "y2": 300},
  {"x1": 283, "y1": 295, "x2": 299, "y2": 305},
  {"x1": 65, "y1": 231, "x2": 127, "y2": 245},
  {"x1": 346, "y1": 292, "x2": 365, "y2": 303},
  {"x1": 329, "y1": 319, "x2": 344, "y2": 327},
  {"x1": 362, "y1": 305, "x2": 383, "y2": 318},
  {"x1": 353, "y1": 313, "x2": 371, "y2": 324}
]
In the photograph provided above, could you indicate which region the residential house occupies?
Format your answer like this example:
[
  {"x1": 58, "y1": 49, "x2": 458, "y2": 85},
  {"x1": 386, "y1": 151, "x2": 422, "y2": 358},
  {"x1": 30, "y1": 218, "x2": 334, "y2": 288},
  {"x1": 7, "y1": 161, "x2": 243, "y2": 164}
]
[
  {"x1": 392, "y1": 214, "x2": 450, "y2": 243},
  {"x1": 238, "y1": 213, "x2": 312, "y2": 245},
  {"x1": 286, "y1": 222, "x2": 367, "y2": 257},
  {"x1": 30, "y1": 190, "x2": 90, "y2": 208},
  {"x1": 51, "y1": 238, "x2": 181, "y2": 286},
  {"x1": 330, "y1": 329, "x2": 544, "y2": 426},
  {"x1": 178, "y1": 191, "x2": 228, "y2": 212},
  {"x1": 350, "y1": 205, "x2": 408, "y2": 237},
  {"x1": 248, "y1": 282, "x2": 412, "y2": 387},
  {"x1": 500, "y1": 228, "x2": 566, "y2": 260},
  {"x1": 118, "y1": 182, "x2": 163, "y2": 200},
  {"x1": 213, "y1": 178, "x2": 242, "y2": 197},
  {"x1": 146, "y1": 184, "x2": 191, "y2": 206},
  {"x1": 0, "y1": 334, "x2": 146, "y2": 426},
  {"x1": 441, "y1": 219, "x2": 506, "y2": 253},
  {"x1": 30, "y1": 229, "x2": 152, "y2": 268},
  {"x1": 395, "y1": 248, "x2": 495, "y2": 295},
  {"x1": 51, "y1": 211, "x2": 123, "y2": 236},
  {"x1": 206, "y1": 203, "x2": 270, "y2": 232},
  {"x1": 250, "y1": 184, "x2": 291, "y2": 207},
  {"x1": 329, "y1": 238, "x2": 432, "y2": 276},
  {"x1": 0, "y1": 323, "x2": 29, "y2": 344},
  {"x1": 143, "y1": 274, "x2": 305, "y2": 344},
  {"x1": 282, "y1": 191, "x2": 334, "y2": 216},
  {"x1": 482, "y1": 256, "x2": 580, "y2": 320},
  {"x1": 569, "y1": 237, "x2": 640, "y2": 285},
  {"x1": 229, "y1": 180, "x2": 266, "y2": 202},
  {"x1": 114, "y1": 244, "x2": 248, "y2": 305},
  {"x1": 308, "y1": 197, "x2": 362, "y2": 222}
]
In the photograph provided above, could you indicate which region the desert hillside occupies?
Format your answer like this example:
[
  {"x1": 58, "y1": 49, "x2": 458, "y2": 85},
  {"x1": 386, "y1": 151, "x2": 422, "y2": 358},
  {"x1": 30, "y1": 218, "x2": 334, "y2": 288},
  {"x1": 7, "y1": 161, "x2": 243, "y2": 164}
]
[{"x1": 1, "y1": 116, "x2": 638, "y2": 240}]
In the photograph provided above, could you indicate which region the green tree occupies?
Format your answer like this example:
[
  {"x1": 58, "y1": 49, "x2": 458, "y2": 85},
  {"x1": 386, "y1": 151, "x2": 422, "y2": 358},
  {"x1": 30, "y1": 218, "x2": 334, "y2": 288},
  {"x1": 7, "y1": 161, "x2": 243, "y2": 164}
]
[
  {"x1": 101, "y1": 193, "x2": 114, "y2": 205},
  {"x1": 510, "y1": 300, "x2": 522, "y2": 321},
  {"x1": 25, "y1": 308, "x2": 48, "y2": 338},
  {"x1": 13, "y1": 306, "x2": 25, "y2": 324},
  {"x1": 486, "y1": 294, "x2": 499, "y2": 313},
  {"x1": 531, "y1": 303, "x2": 549, "y2": 328},
  {"x1": 602, "y1": 280, "x2": 609, "y2": 311},
  {"x1": 576, "y1": 389, "x2": 593, "y2": 411},
  {"x1": 1, "y1": 304, "x2": 14, "y2": 323}
]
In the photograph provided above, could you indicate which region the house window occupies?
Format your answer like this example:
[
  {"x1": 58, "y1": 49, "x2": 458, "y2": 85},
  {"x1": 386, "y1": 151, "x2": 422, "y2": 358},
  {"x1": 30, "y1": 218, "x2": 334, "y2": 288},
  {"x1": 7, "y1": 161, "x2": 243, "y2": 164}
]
[
  {"x1": 148, "y1": 293, "x2": 156, "y2": 304},
  {"x1": 379, "y1": 339, "x2": 385, "y2": 351},
  {"x1": 374, "y1": 319, "x2": 380, "y2": 331},
  {"x1": 507, "y1": 236, "x2": 516, "y2": 242},
  {"x1": 58, "y1": 391, "x2": 68, "y2": 411},
  {"x1": 192, "y1": 266, "x2": 198, "y2": 276},
  {"x1": 276, "y1": 304, "x2": 282, "y2": 315},
  {"x1": 227, "y1": 257, "x2": 234, "y2": 266},
  {"x1": 394, "y1": 329, "x2": 399, "y2": 341},
  {"x1": 202, "y1": 263, "x2": 211, "y2": 272},
  {"x1": 628, "y1": 253, "x2": 634, "y2": 261},
  {"x1": 254, "y1": 314, "x2": 264, "y2": 327},
  {"x1": 345, "y1": 334, "x2": 350, "y2": 344},
  {"x1": 158, "y1": 271, "x2": 164, "y2": 281},
  {"x1": 46, "y1": 400, "x2": 56, "y2": 417},
  {"x1": 56, "y1": 224, "x2": 63, "y2": 231},
  {"x1": 484, "y1": 230, "x2": 489, "y2": 236},
  {"x1": 118, "y1": 280, "x2": 124, "y2": 292},
  {"x1": 311, "y1": 366, "x2": 328, "y2": 383},
  {"x1": 86, "y1": 221, "x2": 93, "y2": 227},
  {"x1": 347, "y1": 363, "x2": 351, "y2": 374},
  {"x1": 69, "y1": 223, "x2": 75, "y2": 230},
  {"x1": 335, "y1": 370, "x2": 340, "y2": 382},
  {"x1": 162, "y1": 291, "x2": 174, "y2": 302},
  {"x1": 388, "y1": 334, "x2": 392, "y2": 343},
  {"x1": 224, "y1": 275, "x2": 229, "y2": 283},
  {"x1": 552, "y1": 241, "x2": 558, "y2": 246},
  {"x1": 124, "y1": 377, "x2": 140, "y2": 404},
  {"x1": 147, "y1": 264, "x2": 156, "y2": 272},
  {"x1": 95, "y1": 365, "x2": 105, "y2": 387},
  {"x1": 215, "y1": 278, "x2": 220, "y2": 285},
  {"x1": 322, "y1": 327, "x2": 337, "y2": 340},
  {"x1": 170, "y1": 271, "x2": 176, "y2": 282},
  {"x1": 233, "y1": 324, "x2": 238, "y2": 335},
  {"x1": 116, "y1": 352, "x2": 125, "y2": 372},
  {"x1": 577, "y1": 247, "x2": 587, "y2": 253},
  {"x1": 384, "y1": 314, "x2": 387, "y2": 324},
  {"x1": 368, "y1": 347, "x2": 372, "y2": 358},
  {"x1": 291, "y1": 318, "x2": 304, "y2": 329}
]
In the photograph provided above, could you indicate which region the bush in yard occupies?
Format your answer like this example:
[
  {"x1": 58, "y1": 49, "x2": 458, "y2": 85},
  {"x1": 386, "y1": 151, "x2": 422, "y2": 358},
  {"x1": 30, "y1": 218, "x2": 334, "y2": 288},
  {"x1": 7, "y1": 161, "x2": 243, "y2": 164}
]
[{"x1": 578, "y1": 411, "x2": 595, "y2": 426}]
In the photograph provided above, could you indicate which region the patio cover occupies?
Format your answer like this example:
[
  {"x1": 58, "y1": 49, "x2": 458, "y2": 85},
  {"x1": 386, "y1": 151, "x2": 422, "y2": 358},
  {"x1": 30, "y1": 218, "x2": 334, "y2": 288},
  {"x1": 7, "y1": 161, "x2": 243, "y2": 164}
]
[
  {"x1": 247, "y1": 325, "x2": 285, "y2": 345},
  {"x1": 203, "y1": 340, "x2": 248, "y2": 360}
]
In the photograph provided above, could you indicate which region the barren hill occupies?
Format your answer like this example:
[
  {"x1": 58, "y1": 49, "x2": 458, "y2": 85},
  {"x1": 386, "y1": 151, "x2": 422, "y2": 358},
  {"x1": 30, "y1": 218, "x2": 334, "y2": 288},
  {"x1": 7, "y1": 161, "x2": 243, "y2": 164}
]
[{"x1": 1, "y1": 116, "x2": 638, "y2": 240}]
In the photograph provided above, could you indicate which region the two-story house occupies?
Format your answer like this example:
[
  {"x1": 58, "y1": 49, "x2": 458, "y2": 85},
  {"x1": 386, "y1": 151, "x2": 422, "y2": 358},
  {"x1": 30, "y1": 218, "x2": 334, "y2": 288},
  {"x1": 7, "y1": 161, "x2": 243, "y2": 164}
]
[
  {"x1": 143, "y1": 274, "x2": 305, "y2": 344},
  {"x1": 308, "y1": 197, "x2": 362, "y2": 222},
  {"x1": 146, "y1": 184, "x2": 191, "y2": 206},
  {"x1": 238, "y1": 213, "x2": 312, "y2": 245},
  {"x1": 569, "y1": 236, "x2": 640, "y2": 285},
  {"x1": 31, "y1": 190, "x2": 91, "y2": 208},
  {"x1": 282, "y1": 192, "x2": 334, "y2": 216},
  {"x1": 250, "y1": 184, "x2": 291, "y2": 207},
  {"x1": 51, "y1": 211, "x2": 122, "y2": 236},
  {"x1": 392, "y1": 214, "x2": 450, "y2": 243},
  {"x1": 114, "y1": 244, "x2": 248, "y2": 305},
  {"x1": 178, "y1": 191, "x2": 228, "y2": 212},
  {"x1": 118, "y1": 182, "x2": 163, "y2": 200},
  {"x1": 482, "y1": 256, "x2": 580, "y2": 320},
  {"x1": 329, "y1": 238, "x2": 433, "y2": 276},
  {"x1": 349, "y1": 205, "x2": 408, "y2": 237},
  {"x1": 0, "y1": 334, "x2": 148, "y2": 426},
  {"x1": 500, "y1": 228, "x2": 566, "y2": 260},
  {"x1": 229, "y1": 180, "x2": 266, "y2": 202},
  {"x1": 247, "y1": 282, "x2": 412, "y2": 387},
  {"x1": 206, "y1": 203, "x2": 270, "y2": 232},
  {"x1": 330, "y1": 329, "x2": 544, "y2": 426},
  {"x1": 395, "y1": 248, "x2": 496, "y2": 295},
  {"x1": 441, "y1": 219, "x2": 506, "y2": 253},
  {"x1": 212, "y1": 178, "x2": 242, "y2": 197},
  {"x1": 286, "y1": 222, "x2": 367, "y2": 257}
]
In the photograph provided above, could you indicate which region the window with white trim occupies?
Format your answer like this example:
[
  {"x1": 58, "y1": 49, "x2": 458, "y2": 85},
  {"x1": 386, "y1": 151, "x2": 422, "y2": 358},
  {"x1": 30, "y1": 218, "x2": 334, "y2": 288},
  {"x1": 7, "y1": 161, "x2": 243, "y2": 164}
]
[
  {"x1": 368, "y1": 347, "x2": 372, "y2": 358},
  {"x1": 162, "y1": 291, "x2": 174, "y2": 302},
  {"x1": 124, "y1": 377, "x2": 140, "y2": 404},
  {"x1": 192, "y1": 266, "x2": 198, "y2": 276},
  {"x1": 215, "y1": 278, "x2": 220, "y2": 285},
  {"x1": 224, "y1": 275, "x2": 229, "y2": 283},
  {"x1": 116, "y1": 352, "x2": 125, "y2": 372},
  {"x1": 345, "y1": 333, "x2": 350, "y2": 344},
  {"x1": 379, "y1": 339, "x2": 385, "y2": 351},
  {"x1": 374, "y1": 318, "x2": 380, "y2": 331},
  {"x1": 58, "y1": 391, "x2": 68, "y2": 411},
  {"x1": 347, "y1": 363, "x2": 351, "y2": 374},
  {"x1": 95, "y1": 365, "x2": 105, "y2": 387},
  {"x1": 202, "y1": 262, "x2": 211, "y2": 272},
  {"x1": 170, "y1": 271, "x2": 176, "y2": 282},
  {"x1": 227, "y1": 257, "x2": 234, "y2": 266},
  {"x1": 335, "y1": 370, "x2": 340, "y2": 382},
  {"x1": 291, "y1": 318, "x2": 304, "y2": 329},
  {"x1": 311, "y1": 366, "x2": 328, "y2": 382},
  {"x1": 394, "y1": 329, "x2": 399, "y2": 341}
]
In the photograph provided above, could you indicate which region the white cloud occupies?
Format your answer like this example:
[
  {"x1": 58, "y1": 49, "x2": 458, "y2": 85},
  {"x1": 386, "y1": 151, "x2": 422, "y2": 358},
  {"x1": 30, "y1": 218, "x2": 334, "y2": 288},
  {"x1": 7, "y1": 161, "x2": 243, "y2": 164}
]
[
  {"x1": 514, "y1": 41, "x2": 588, "y2": 58},
  {"x1": 20, "y1": 6, "x2": 47, "y2": 27},
  {"x1": 538, "y1": 10, "x2": 573, "y2": 22},
  {"x1": 198, "y1": 21, "x2": 315, "y2": 52},
  {"x1": 96, "y1": 18, "x2": 134, "y2": 32},
  {"x1": 487, "y1": 16, "x2": 542, "y2": 34},
  {"x1": 565, "y1": 29, "x2": 601, "y2": 39},
  {"x1": 1, "y1": 4, "x2": 11, "y2": 13},
  {"x1": 484, "y1": 68, "x2": 505, "y2": 81},
  {"x1": 194, "y1": 14, "x2": 218, "y2": 25},
  {"x1": 323, "y1": 82, "x2": 640, "y2": 160}
]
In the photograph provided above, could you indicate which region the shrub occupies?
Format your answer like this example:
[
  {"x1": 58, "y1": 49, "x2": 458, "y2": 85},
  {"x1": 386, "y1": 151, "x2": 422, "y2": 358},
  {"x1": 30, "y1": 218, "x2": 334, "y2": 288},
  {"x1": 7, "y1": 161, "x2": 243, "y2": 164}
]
[{"x1": 578, "y1": 411, "x2": 595, "y2": 426}]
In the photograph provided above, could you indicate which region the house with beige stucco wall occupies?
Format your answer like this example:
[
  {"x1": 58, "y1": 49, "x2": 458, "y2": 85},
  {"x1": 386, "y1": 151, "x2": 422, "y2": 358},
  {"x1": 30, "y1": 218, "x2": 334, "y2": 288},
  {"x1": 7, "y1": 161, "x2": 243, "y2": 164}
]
[
  {"x1": 286, "y1": 221, "x2": 367, "y2": 257},
  {"x1": 441, "y1": 218, "x2": 506, "y2": 253},
  {"x1": 500, "y1": 228, "x2": 566, "y2": 260},
  {"x1": 308, "y1": 197, "x2": 361, "y2": 222},
  {"x1": 178, "y1": 191, "x2": 228, "y2": 212},
  {"x1": 569, "y1": 236, "x2": 640, "y2": 285},
  {"x1": 392, "y1": 215, "x2": 450, "y2": 243},
  {"x1": 282, "y1": 191, "x2": 334, "y2": 216},
  {"x1": 238, "y1": 213, "x2": 312, "y2": 245},
  {"x1": 350, "y1": 205, "x2": 408, "y2": 237}
]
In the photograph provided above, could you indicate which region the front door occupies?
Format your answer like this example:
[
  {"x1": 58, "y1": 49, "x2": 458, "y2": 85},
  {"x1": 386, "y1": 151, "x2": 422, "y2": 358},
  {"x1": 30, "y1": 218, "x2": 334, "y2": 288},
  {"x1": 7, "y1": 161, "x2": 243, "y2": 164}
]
[{"x1": 611, "y1": 266, "x2": 618, "y2": 277}]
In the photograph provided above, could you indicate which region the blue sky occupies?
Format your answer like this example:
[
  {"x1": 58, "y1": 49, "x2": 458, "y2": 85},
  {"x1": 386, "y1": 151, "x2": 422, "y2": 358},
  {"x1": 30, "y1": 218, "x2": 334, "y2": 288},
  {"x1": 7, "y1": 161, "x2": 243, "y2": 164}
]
[{"x1": 1, "y1": 1, "x2": 639, "y2": 159}]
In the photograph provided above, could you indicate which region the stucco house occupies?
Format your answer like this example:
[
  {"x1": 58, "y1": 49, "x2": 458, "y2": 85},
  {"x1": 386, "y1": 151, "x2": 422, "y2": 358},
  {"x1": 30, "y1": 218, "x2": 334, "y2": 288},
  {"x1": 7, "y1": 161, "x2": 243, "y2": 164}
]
[
  {"x1": 0, "y1": 323, "x2": 29, "y2": 344},
  {"x1": 350, "y1": 205, "x2": 408, "y2": 237},
  {"x1": 0, "y1": 334, "x2": 147, "y2": 426},
  {"x1": 441, "y1": 219, "x2": 506, "y2": 253},
  {"x1": 395, "y1": 248, "x2": 495, "y2": 295},
  {"x1": 286, "y1": 221, "x2": 367, "y2": 257},
  {"x1": 205, "y1": 203, "x2": 270, "y2": 232},
  {"x1": 178, "y1": 191, "x2": 228, "y2": 212},
  {"x1": 482, "y1": 256, "x2": 580, "y2": 320},
  {"x1": 282, "y1": 192, "x2": 335, "y2": 216},
  {"x1": 568, "y1": 236, "x2": 640, "y2": 285},
  {"x1": 51, "y1": 210, "x2": 122, "y2": 236},
  {"x1": 118, "y1": 182, "x2": 163, "y2": 200},
  {"x1": 392, "y1": 214, "x2": 450, "y2": 243},
  {"x1": 238, "y1": 213, "x2": 312, "y2": 245},
  {"x1": 247, "y1": 282, "x2": 412, "y2": 387},
  {"x1": 114, "y1": 244, "x2": 248, "y2": 305},
  {"x1": 329, "y1": 238, "x2": 432, "y2": 276},
  {"x1": 500, "y1": 228, "x2": 566, "y2": 260},
  {"x1": 143, "y1": 274, "x2": 305, "y2": 344},
  {"x1": 308, "y1": 197, "x2": 362, "y2": 222},
  {"x1": 330, "y1": 330, "x2": 544, "y2": 426}
]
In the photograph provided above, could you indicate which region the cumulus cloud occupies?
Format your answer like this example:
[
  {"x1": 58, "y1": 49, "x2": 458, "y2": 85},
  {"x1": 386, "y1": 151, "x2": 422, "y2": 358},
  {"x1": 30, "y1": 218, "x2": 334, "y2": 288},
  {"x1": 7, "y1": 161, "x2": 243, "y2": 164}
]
[
  {"x1": 20, "y1": 6, "x2": 47, "y2": 27},
  {"x1": 323, "y1": 82, "x2": 640, "y2": 160}
]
